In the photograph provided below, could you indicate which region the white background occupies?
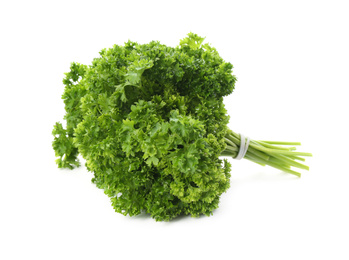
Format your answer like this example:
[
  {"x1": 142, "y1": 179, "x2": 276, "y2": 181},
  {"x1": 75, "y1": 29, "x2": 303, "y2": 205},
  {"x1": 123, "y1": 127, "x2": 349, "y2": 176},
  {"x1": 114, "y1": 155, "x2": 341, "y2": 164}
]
[{"x1": 1, "y1": 0, "x2": 348, "y2": 259}]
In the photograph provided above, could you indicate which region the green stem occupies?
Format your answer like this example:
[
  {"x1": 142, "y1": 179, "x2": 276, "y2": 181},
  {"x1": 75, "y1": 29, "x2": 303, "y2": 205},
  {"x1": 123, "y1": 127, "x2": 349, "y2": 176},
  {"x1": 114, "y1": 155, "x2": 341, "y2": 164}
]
[
  {"x1": 221, "y1": 130, "x2": 312, "y2": 177},
  {"x1": 255, "y1": 140, "x2": 296, "y2": 151},
  {"x1": 260, "y1": 141, "x2": 301, "y2": 145}
]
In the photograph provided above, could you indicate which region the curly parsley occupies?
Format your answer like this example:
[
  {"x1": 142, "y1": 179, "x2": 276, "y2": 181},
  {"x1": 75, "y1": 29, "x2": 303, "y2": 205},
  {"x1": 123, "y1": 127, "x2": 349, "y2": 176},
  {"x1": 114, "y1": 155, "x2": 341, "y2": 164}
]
[{"x1": 52, "y1": 33, "x2": 311, "y2": 221}]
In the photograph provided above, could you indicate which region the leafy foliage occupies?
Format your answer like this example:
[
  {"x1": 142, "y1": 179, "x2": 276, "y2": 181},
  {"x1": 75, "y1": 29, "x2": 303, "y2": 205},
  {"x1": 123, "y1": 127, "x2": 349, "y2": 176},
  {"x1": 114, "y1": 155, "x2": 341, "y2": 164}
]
[{"x1": 52, "y1": 33, "x2": 236, "y2": 221}]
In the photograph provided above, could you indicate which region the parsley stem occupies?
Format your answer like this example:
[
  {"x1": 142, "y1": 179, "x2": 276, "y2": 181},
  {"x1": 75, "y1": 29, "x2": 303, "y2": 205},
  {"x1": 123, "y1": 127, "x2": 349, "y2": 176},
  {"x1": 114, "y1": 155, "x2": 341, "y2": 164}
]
[
  {"x1": 259, "y1": 141, "x2": 301, "y2": 145},
  {"x1": 222, "y1": 130, "x2": 312, "y2": 177}
]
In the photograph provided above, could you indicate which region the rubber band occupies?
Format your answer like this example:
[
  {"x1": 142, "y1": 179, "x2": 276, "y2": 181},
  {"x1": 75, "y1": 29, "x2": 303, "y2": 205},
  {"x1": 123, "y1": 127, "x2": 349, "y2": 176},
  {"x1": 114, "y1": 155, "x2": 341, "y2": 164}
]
[{"x1": 235, "y1": 134, "x2": 250, "y2": 160}]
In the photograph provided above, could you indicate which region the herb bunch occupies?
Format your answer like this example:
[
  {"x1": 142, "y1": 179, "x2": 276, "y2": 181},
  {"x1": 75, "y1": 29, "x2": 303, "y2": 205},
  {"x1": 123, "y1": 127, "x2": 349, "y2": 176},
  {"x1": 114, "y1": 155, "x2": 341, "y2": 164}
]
[{"x1": 52, "y1": 33, "x2": 311, "y2": 221}]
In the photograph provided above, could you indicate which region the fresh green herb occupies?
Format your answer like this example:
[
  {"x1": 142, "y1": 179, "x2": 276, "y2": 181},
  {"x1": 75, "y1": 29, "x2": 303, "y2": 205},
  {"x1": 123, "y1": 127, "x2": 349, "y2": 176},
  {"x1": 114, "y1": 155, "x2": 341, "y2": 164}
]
[{"x1": 52, "y1": 33, "x2": 311, "y2": 221}]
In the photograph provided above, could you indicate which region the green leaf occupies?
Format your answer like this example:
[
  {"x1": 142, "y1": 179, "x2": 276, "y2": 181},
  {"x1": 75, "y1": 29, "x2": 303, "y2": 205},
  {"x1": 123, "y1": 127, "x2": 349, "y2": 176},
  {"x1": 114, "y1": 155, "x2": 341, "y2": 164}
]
[
  {"x1": 115, "y1": 84, "x2": 127, "y2": 102},
  {"x1": 125, "y1": 59, "x2": 154, "y2": 85},
  {"x1": 179, "y1": 32, "x2": 205, "y2": 50},
  {"x1": 146, "y1": 156, "x2": 159, "y2": 166}
]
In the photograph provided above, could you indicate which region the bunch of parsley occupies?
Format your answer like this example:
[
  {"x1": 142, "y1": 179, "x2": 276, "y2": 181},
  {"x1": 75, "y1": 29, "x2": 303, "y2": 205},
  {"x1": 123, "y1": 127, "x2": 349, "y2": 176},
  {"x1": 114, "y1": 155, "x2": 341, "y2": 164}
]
[{"x1": 52, "y1": 33, "x2": 311, "y2": 221}]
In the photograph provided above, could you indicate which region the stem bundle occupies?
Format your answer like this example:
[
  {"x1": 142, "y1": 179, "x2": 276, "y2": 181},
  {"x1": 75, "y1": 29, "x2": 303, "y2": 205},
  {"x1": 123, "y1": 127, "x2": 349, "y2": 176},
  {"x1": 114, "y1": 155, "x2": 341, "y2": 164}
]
[{"x1": 222, "y1": 130, "x2": 312, "y2": 177}]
